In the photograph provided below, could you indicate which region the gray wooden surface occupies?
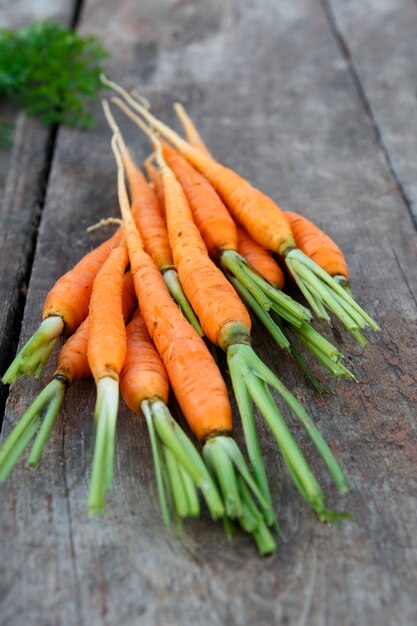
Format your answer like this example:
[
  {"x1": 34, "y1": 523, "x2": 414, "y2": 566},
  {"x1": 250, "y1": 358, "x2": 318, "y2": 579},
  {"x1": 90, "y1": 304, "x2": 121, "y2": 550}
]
[{"x1": 1, "y1": 1, "x2": 416, "y2": 625}]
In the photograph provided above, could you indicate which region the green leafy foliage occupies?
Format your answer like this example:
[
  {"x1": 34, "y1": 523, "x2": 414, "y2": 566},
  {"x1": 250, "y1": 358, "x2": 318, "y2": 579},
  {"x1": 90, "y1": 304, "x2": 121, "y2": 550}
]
[{"x1": 0, "y1": 21, "x2": 109, "y2": 133}]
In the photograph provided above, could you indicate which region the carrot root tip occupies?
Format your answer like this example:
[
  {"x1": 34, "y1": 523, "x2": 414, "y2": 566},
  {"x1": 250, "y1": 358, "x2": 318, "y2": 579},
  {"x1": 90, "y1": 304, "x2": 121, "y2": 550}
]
[
  {"x1": 144, "y1": 399, "x2": 225, "y2": 522},
  {"x1": 88, "y1": 377, "x2": 119, "y2": 516},
  {"x1": 2, "y1": 316, "x2": 64, "y2": 384},
  {"x1": 0, "y1": 378, "x2": 65, "y2": 480}
]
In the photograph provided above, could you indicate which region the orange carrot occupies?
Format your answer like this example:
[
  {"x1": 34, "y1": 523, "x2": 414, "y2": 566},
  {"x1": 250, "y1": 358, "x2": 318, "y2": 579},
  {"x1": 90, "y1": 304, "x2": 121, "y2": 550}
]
[
  {"x1": 121, "y1": 146, "x2": 173, "y2": 271},
  {"x1": 174, "y1": 102, "x2": 212, "y2": 157},
  {"x1": 104, "y1": 96, "x2": 349, "y2": 526},
  {"x1": 87, "y1": 237, "x2": 129, "y2": 514},
  {"x1": 174, "y1": 104, "x2": 285, "y2": 289},
  {"x1": 170, "y1": 103, "x2": 354, "y2": 379},
  {"x1": 111, "y1": 130, "x2": 202, "y2": 336},
  {"x1": 114, "y1": 97, "x2": 357, "y2": 385},
  {"x1": 120, "y1": 309, "x2": 224, "y2": 525},
  {"x1": 106, "y1": 120, "x2": 277, "y2": 551},
  {"x1": 121, "y1": 309, "x2": 169, "y2": 414},
  {"x1": 2, "y1": 229, "x2": 122, "y2": 384},
  {"x1": 103, "y1": 77, "x2": 379, "y2": 344},
  {"x1": 0, "y1": 272, "x2": 136, "y2": 482},
  {"x1": 286, "y1": 211, "x2": 349, "y2": 286},
  {"x1": 236, "y1": 225, "x2": 285, "y2": 289},
  {"x1": 144, "y1": 156, "x2": 165, "y2": 210}
]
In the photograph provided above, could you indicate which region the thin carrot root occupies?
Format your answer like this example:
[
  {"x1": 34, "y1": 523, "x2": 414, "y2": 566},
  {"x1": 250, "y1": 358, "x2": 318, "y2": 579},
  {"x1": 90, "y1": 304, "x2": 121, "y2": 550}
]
[
  {"x1": 203, "y1": 435, "x2": 277, "y2": 553},
  {"x1": 88, "y1": 376, "x2": 119, "y2": 515},
  {"x1": 2, "y1": 316, "x2": 64, "y2": 384},
  {"x1": 162, "y1": 269, "x2": 204, "y2": 337},
  {"x1": 285, "y1": 249, "x2": 380, "y2": 345},
  {"x1": 227, "y1": 343, "x2": 350, "y2": 521},
  {"x1": 142, "y1": 399, "x2": 225, "y2": 524},
  {"x1": 0, "y1": 378, "x2": 66, "y2": 480}
]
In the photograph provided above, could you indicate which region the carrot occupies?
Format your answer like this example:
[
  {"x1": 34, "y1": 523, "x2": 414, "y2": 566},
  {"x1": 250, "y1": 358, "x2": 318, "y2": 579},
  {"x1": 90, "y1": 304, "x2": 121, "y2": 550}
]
[
  {"x1": 236, "y1": 225, "x2": 285, "y2": 289},
  {"x1": 2, "y1": 229, "x2": 122, "y2": 384},
  {"x1": 87, "y1": 237, "x2": 130, "y2": 514},
  {"x1": 144, "y1": 156, "x2": 165, "y2": 209},
  {"x1": 103, "y1": 76, "x2": 379, "y2": 346},
  {"x1": 111, "y1": 132, "x2": 202, "y2": 336},
  {"x1": 0, "y1": 272, "x2": 136, "y2": 481},
  {"x1": 173, "y1": 102, "x2": 212, "y2": 157},
  {"x1": 118, "y1": 99, "x2": 353, "y2": 380},
  {"x1": 105, "y1": 118, "x2": 276, "y2": 552},
  {"x1": 120, "y1": 309, "x2": 225, "y2": 527},
  {"x1": 108, "y1": 99, "x2": 350, "y2": 525},
  {"x1": 286, "y1": 211, "x2": 349, "y2": 287}
]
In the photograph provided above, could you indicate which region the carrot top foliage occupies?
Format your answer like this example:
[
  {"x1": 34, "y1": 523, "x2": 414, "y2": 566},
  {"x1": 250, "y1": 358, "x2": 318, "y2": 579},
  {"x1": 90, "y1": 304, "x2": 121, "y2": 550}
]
[{"x1": 0, "y1": 21, "x2": 108, "y2": 145}]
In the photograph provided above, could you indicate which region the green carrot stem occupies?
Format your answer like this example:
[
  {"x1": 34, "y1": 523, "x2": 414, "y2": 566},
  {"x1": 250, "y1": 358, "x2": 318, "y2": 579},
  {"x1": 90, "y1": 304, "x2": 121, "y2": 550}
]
[
  {"x1": 2, "y1": 316, "x2": 64, "y2": 384},
  {"x1": 163, "y1": 446, "x2": 190, "y2": 518},
  {"x1": 0, "y1": 378, "x2": 65, "y2": 478},
  {"x1": 203, "y1": 437, "x2": 242, "y2": 518},
  {"x1": 88, "y1": 376, "x2": 119, "y2": 515},
  {"x1": 163, "y1": 268, "x2": 203, "y2": 336},
  {"x1": 230, "y1": 276, "x2": 290, "y2": 350},
  {"x1": 142, "y1": 400, "x2": 171, "y2": 527},
  {"x1": 151, "y1": 400, "x2": 224, "y2": 519},
  {"x1": 285, "y1": 249, "x2": 380, "y2": 342},
  {"x1": 220, "y1": 250, "x2": 311, "y2": 328},
  {"x1": 0, "y1": 419, "x2": 41, "y2": 480}
]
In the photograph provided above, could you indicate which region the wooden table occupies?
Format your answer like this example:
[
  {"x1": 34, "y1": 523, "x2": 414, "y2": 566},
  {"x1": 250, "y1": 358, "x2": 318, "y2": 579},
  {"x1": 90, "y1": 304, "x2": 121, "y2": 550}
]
[{"x1": 1, "y1": 1, "x2": 416, "y2": 624}]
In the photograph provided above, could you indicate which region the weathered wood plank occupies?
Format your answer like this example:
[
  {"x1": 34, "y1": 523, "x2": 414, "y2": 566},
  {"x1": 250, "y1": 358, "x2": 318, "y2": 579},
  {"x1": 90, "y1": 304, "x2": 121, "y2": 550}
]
[
  {"x1": 324, "y1": 0, "x2": 417, "y2": 226},
  {"x1": 0, "y1": 0, "x2": 76, "y2": 417},
  {"x1": 1, "y1": 1, "x2": 417, "y2": 625}
]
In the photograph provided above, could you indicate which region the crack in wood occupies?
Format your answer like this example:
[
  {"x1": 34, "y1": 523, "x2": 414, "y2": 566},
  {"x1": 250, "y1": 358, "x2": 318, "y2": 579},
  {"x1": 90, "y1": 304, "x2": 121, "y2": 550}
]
[{"x1": 320, "y1": 0, "x2": 417, "y2": 231}]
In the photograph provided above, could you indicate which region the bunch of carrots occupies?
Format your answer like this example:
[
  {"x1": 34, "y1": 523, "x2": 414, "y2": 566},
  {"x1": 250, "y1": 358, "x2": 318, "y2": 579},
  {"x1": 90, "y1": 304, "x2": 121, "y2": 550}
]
[{"x1": 0, "y1": 76, "x2": 380, "y2": 555}]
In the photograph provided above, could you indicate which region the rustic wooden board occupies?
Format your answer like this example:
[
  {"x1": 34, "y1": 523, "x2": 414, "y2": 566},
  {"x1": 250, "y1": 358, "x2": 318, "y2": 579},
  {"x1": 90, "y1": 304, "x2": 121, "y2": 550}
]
[
  {"x1": 0, "y1": 0, "x2": 77, "y2": 415},
  {"x1": 325, "y1": 0, "x2": 417, "y2": 225},
  {"x1": 1, "y1": 1, "x2": 416, "y2": 625}
]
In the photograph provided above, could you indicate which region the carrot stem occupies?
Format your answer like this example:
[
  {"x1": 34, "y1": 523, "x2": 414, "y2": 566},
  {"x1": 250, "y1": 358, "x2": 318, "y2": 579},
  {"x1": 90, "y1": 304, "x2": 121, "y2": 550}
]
[
  {"x1": 227, "y1": 343, "x2": 349, "y2": 519},
  {"x1": 142, "y1": 400, "x2": 171, "y2": 527},
  {"x1": 0, "y1": 420, "x2": 41, "y2": 480},
  {"x1": 148, "y1": 399, "x2": 225, "y2": 520},
  {"x1": 162, "y1": 268, "x2": 203, "y2": 336},
  {"x1": 285, "y1": 249, "x2": 380, "y2": 344},
  {"x1": 0, "y1": 377, "x2": 65, "y2": 479},
  {"x1": 88, "y1": 376, "x2": 119, "y2": 515},
  {"x1": 2, "y1": 316, "x2": 64, "y2": 384},
  {"x1": 230, "y1": 276, "x2": 289, "y2": 350},
  {"x1": 220, "y1": 250, "x2": 310, "y2": 328}
]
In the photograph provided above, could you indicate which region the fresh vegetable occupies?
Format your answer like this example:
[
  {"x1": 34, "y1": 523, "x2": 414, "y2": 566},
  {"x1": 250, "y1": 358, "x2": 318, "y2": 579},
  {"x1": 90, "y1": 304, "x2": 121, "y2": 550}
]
[
  {"x1": 0, "y1": 273, "x2": 136, "y2": 480},
  {"x1": 110, "y1": 92, "x2": 354, "y2": 380},
  {"x1": 121, "y1": 309, "x2": 224, "y2": 526},
  {"x1": 173, "y1": 102, "x2": 212, "y2": 157},
  {"x1": 286, "y1": 211, "x2": 350, "y2": 288},
  {"x1": 144, "y1": 156, "x2": 165, "y2": 208},
  {"x1": 2, "y1": 231, "x2": 122, "y2": 384},
  {"x1": 87, "y1": 237, "x2": 129, "y2": 514},
  {"x1": 107, "y1": 125, "x2": 276, "y2": 552},
  {"x1": 104, "y1": 76, "x2": 379, "y2": 346},
  {"x1": 236, "y1": 224, "x2": 285, "y2": 290},
  {"x1": 110, "y1": 99, "x2": 349, "y2": 523},
  {"x1": 109, "y1": 126, "x2": 202, "y2": 335}
]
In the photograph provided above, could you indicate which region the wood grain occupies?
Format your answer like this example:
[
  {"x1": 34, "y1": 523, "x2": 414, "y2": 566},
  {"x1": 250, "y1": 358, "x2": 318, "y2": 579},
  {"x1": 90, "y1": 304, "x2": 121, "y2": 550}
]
[
  {"x1": 1, "y1": 0, "x2": 416, "y2": 624},
  {"x1": 324, "y1": 0, "x2": 417, "y2": 226}
]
